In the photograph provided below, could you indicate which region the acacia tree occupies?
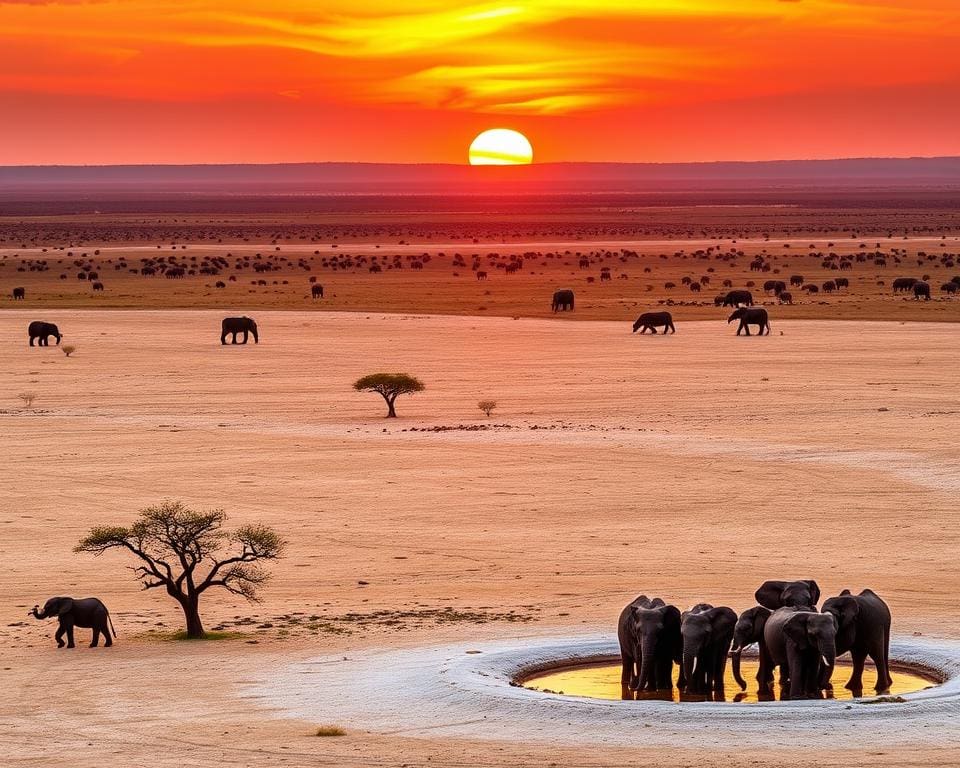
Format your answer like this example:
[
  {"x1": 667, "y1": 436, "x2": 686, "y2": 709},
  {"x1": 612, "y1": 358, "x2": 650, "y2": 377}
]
[
  {"x1": 353, "y1": 373, "x2": 425, "y2": 417},
  {"x1": 75, "y1": 500, "x2": 285, "y2": 638}
]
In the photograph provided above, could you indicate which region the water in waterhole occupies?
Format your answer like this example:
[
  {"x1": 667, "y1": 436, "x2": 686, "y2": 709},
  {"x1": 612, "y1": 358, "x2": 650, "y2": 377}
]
[{"x1": 522, "y1": 660, "x2": 938, "y2": 703}]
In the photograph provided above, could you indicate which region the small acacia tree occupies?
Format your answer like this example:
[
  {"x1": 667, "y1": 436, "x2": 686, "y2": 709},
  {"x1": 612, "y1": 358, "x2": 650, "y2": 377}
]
[
  {"x1": 478, "y1": 399, "x2": 497, "y2": 418},
  {"x1": 353, "y1": 373, "x2": 425, "y2": 418},
  {"x1": 75, "y1": 500, "x2": 284, "y2": 638}
]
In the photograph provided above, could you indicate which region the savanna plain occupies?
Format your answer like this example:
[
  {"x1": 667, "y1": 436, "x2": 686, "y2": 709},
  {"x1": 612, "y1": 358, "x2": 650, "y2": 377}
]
[{"x1": 4, "y1": 193, "x2": 960, "y2": 767}]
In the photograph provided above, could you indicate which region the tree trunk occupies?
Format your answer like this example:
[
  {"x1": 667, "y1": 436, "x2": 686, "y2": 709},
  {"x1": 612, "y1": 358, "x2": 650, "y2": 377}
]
[
  {"x1": 181, "y1": 599, "x2": 205, "y2": 639},
  {"x1": 385, "y1": 395, "x2": 397, "y2": 418}
]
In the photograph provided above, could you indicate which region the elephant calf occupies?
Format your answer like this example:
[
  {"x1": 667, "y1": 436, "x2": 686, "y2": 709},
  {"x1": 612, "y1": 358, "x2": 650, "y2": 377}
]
[
  {"x1": 681, "y1": 604, "x2": 736, "y2": 695},
  {"x1": 31, "y1": 596, "x2": 116, "y2": 648}
]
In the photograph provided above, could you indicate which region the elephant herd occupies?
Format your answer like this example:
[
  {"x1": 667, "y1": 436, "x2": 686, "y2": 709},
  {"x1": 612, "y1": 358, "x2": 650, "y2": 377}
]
[
  {"x1": 24, "y1": 317, "x2": 260, "y2": 346},
  {"x1": 631, "y1": 307, "x2": 770, "y2": 336},
  {"x1": 618, "y1": 580, "x2": 892, "y2": 701}
]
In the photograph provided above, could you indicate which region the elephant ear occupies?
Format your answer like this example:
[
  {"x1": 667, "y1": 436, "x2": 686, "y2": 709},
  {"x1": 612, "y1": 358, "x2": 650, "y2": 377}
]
[
  {"x1": 783, "y1": 614, "x2": 810, "y2": 649},
  {"x1": 755, "y1": 580, "x2": 789, "y2": 609},
  {"x1": 710, "y1": 607, "x2": 737, "y2": 635},
  {"x1": 804, "y1": 580, "x2": 821, "y2": 607},
  {"x1": 57, "y1": 597, "x2": 75, "y2": 616}
]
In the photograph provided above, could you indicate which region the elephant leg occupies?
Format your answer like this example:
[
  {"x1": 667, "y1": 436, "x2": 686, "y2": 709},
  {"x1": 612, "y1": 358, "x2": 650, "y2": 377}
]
[
  {"x1": 231, "y1": 332, "x2": 238, "y2": 344},
  {"x1": 103, "y1": 621, "x2": 113, "y2": 647},
  {"x1": 242, "y1": 330, "x2": 249, "y2": 344},
  {"x1": 882, "y1": 626, "x2": 893, "y2": 689},
  {"x1": 650, "y1": 327, "x2": 657, "y2": 334},
  {"x1": 846, "y1": 651, "x2": 866, "y2": 692},
  {"x1": 621, "y1": 655, "x2": 633, "y2": 687},
  {"x1": 221, "y1": 334, "x2": 228, "y2": 345},
  {"x1": 61, "y1": 619, "x2": 76, "y2": 649},
  {"x1": 786, "y1": 647, "x2": 806, "y2": 699},
  {"x1": 55, "y1": 624, "x2": 66, "y2": 648},
  {"x1": 90, "y1": 627, "x2": 100, "y2": 648},
  {"x1": 869, "y1": 643, "x2": 891, "y2": 692},
  {"x1": 29, "y1": 337, "x2": 35, "y2": 347}
]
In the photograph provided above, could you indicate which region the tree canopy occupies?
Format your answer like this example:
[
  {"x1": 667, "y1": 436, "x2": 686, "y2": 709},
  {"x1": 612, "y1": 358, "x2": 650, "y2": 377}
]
[
  {"x1": 353, "y1": 372, "x2": 425, "y2": 417},
  {"x1": 75, "y1": 500, "x2": 285, "y2": 638}
]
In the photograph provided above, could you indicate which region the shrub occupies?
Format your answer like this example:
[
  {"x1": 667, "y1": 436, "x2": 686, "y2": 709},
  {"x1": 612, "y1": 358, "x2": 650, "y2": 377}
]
[
  {"x1": 478, "y1": 399, "x2": 497, "y2": 417},
  {"x1": 314, "y1": 726, "x2": 346, "y2": 737},
  {"x1": 18, "y1": 392, "x2": 36, "y2": 408},
  {"x1": 61, "y1": 345, "x2": 76, "y2": 357}
]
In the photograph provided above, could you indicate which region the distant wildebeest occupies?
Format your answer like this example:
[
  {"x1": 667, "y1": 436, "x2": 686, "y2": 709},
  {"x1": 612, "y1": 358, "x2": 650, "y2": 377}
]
[
  {"x1": 913, "y1": 281, "x2": 931, "y2": 300},
  {"x1": 578, "y1": 258, "x2": 590, "y2": 269},
  {"x1": 600, "y1": 271, "x2": 612, "y2": 282},
  {"x1": 714, "y1": 294, "x2": 727, "y2": 306},
  {"x1": 892, "y1": 277, "x2": 918, "y2": 293},
  {"x1": 722, "y1": 290, "x2": 753, "y2": 307},
  {"x1": 822, "y1": 280, "x2": 836, "y2": 293},
  {"x1": 941, "y1": 282, "x2": 959, "y2": 295},
  {"x1": 312, "y1": 284, "x2": 324, "y2": 299},
  {"x1": 633, "y1": 312, "x2": 675, "y2": 334},
  {"x1": 835, "y1": 277, "x2": 849, "y2": 289},
  {"x1": 28, "y1": 321, "x2": 61, "y2": 346},
  {"x1": 92, "y1": 282, "x2": 104, "y2": 291},
  {"x1": 763, "y1": 280, "x2": 785, "y2": 295},
  {"x1": 728, "y1": 307, "x2": 770, "y2": 336},
  {"x1": 221, "y1": 316, "x2": 258, "y2": 345},
  {"x1": 477, "y1": 271, "x2": 487, "y2": 280},
  {"x1": 552, "y1": 289, "x2": 575, "y2": 312},
  {"x1": 12, "y1": 287, "x2": 25, "y2": 300},
  {"x1": 803, "y1": 284, "x2": 819, "y2": 293},
  {"x1": 790, "y1": 275, "x2": 804, "y2": 286},
  {"x1": 215, "y1": 281, "x2": 226, "y2": 289},
  {"x1": 689, "y1": 282, "x2": 701, "y2": 292},
  {"x1": 778, "y1": 291, "x2": 793, "y2": 304}
]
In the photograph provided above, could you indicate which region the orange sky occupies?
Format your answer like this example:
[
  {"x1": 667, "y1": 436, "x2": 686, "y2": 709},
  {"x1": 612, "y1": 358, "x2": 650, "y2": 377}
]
[{"x1": 2, "y1": 0, "x2": 959, "y2": 164}]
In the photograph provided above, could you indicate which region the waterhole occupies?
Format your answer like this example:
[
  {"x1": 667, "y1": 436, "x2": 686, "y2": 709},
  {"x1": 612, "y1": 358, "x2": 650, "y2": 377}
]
[{"x1": 521, "y1": 658, "x2": 939, "y2": 703}]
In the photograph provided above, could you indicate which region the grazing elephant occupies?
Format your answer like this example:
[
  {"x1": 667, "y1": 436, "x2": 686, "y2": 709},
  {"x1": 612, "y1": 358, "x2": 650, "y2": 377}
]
[
  {"x1": 778, "y1": 291, "x2": 793, "y2": 305},
  {"x1": 632, "y1": 312, "x2": 675, "y2": 334},
  {"x1": 28, "y1": 321, "x2": 61, "y2": 347},
  {"x1": 764, "y1": 607, "x2": 837, "y2": 699},
  {"x1": 913, "y1": 281, "x2": 931, "y2": 300},
  {"x1": 721, "y1": 290, "x2": 753, "y2": 307},
  {"x1": 681, "y1": 605, "x2": 737, "y2": 694},
  {"x1": 820, "y1": 589, "x2": 892, "y2": 693},
  {"x1": 13, "y1": 287, "x2": 25, "y2": 300},
  {"x1": 755, "y1": 579, "x2": 821, "y2": 609},
  {"x1": 31, "y1": 596, "x2": 115, "y2": 648},
  {"x1": 221, "y1": 316, "x2": 258, "y2": 345},
  {"x1": 730, "y1": 606, "x2": 777, "y2": 693},
  {"x1": 728, "y1": 307, "x2": 770, "y2": 336},
  {"x1": 551, "y1": 289, "x2": 575, "y2": 312},
  {"x1": 617, "y1": 595, "x2": 683, "y2": 692},
  {"x1": 311, "y1": 284, "x2": 324, "y2": 299},
  {"x1": 892, "y1": 277, "x2": 918, "y2": 293}
]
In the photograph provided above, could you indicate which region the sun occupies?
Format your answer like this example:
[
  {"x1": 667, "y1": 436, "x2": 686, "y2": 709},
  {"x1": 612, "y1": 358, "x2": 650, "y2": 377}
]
[{"x1": 468, "y1": 128, "x2": 533, "y2": 165}]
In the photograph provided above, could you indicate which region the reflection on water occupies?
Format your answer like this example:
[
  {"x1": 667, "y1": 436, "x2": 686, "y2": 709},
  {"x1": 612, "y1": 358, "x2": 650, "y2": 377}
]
[{"x1": 522, "y1": 660, "x2": 935, "y2": 703}]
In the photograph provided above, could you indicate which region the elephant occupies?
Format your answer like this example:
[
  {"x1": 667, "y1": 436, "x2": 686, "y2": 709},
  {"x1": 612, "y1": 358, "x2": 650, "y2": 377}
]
[
  {"x1": 755, "y1": 579, "x2": 820, "y2": 609},
  {"x1": 728, "y1": 307, "x2": 770, "y2": 336},
  {"x1": 31, "y1": 596, "x2": 115, "y2": 648},
  {"x1": 28, "y1": 321, "x2": 61, "y2": 347},
  {"x1": 778, "y1": 291, "x2": 793, "y2": 305},
  {"x1": 632, "y1": 312, "x2": 675, "y2": 334},
  {"x1": 764, "y1": 607, "x2": 837, "y2": 699},
  {"x1": 13, "y1": 287, "x2": 25, "y2": 300},
  {"x1": 913, "y1": 281, "x2": 931, "y2": 300},
  {"x1": 820, "y1": 588, "x2": 892, "y2": 693},
  {"x1": 617, "y1": 595, "x2": 683, "y2": 693},
  {"x1": 721, "y1": 290, "x2": 753, "y2": 307},
  {"x1": 680, "y1": 604, "x2": 737, "y2": 694},
  {"x1": 221, "y1": 316, "x2": 258, "y2": 345},
  {"x1": 311, "y1": 284, "x2": 324, "y2": 299},
  {"x1": 763, "y1": 280, "x2": 786, "y2": 295},
  {"x1": 729, "y1": 606, "x2": 777, "y2": 693},
  {"x1": 551, "y1": 289, "x2": 575, "y2": 312}
]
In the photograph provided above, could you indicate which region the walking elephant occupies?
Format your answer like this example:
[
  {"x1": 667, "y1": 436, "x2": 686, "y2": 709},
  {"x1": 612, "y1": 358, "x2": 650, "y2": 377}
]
[
  {"x1": 729, "y1": 605, "x2": 776, "y2": 693},
  {"x1": 764, "y1": 607, "x2": 837, "y2": 699},
  {"x1": 551, "y1": 289, "x2": 575, "y2": 312},
  {"x1": 28, "y1": 321, "x2": 61, "y2": 347},
  {"x1": 632, "y1": 312, "x2": 675, "y2": 334},
  {"x1": 820, "y1": 588, "x2": 892, "y2": 693},
  {"x1": 728, "y1": 307, "x2": 770, "y2": 336},
  {"x1": 680, "y1": 604, "x2": 737, "y2": 694},
  {"x1": 221, "y1": 316, "x2": 259, "y2": 344},
  {"x1": 755, "y1": 579, "x2": 821, "y2": 609},
  {"x1": 617, "y1": 595, "x2": 683, "y2": 693},
  {"x1": 721, "y1": 290, "x2": 753, "y2": 307},
  {"x1": 31, "y1": 596, "x2": 116, "y2": 648}
]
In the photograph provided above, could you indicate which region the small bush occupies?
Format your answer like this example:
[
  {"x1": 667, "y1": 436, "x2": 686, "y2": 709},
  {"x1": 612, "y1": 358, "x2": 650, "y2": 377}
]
[
  {"x1": 477, "y1": 399, "x2": 497, "y2": 417},
  {"x1": 314, "y1": 726, "x2": 346, "y2": 737},
  {"x1": 18, "y1": 392, "x2": 37, "y2": 408},
  {"x1": 62, "y1": 345, "x2": 76, "y2": 358}
]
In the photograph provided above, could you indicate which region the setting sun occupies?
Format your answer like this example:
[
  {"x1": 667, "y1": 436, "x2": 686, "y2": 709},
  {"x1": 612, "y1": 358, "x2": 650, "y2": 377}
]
[{"x1": 468, "y1": 129, "x2": 533, "y2": 166}]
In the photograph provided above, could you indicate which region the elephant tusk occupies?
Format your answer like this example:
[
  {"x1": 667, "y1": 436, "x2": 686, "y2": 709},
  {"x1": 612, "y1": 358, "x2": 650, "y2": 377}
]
[
  {"x1": 691, "y1": 657, "x2": 697, "y2": 675},
  {"x1": 822, "y1": 655, "x2": 831, "y2": 668}
]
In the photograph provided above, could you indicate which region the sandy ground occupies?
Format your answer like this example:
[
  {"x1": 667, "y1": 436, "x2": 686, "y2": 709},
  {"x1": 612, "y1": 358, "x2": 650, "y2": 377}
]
[{"x1": 3, "y1": 310, "x2": 960, "y2": 766}]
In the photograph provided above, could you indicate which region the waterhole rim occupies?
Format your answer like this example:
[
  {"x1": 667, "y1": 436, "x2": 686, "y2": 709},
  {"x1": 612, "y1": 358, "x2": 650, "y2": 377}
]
[{"x1": 513, "y1": 652, "x2": 945, "y2": 703}]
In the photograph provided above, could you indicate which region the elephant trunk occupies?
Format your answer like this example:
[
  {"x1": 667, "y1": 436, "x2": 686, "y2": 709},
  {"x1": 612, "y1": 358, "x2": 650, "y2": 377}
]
[
  {"x1": 637, "y1": 635, "x2": 656, "y2": 691},
  {"x1": 682, "y1": 637, "x2": 700, "y2": 690},
  {"x1": 30, "y1": 605, "x2": 44, "y2": 619},
  {"x1": 730, "y1": 647, "x2": 747, "y2": 691}
]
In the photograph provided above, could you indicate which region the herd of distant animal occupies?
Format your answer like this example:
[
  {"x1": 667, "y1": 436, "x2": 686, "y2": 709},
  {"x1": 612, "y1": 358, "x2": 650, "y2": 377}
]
[
  {"x1": 618, "y1": 580, "x2": 892, "y2": 701},
  {"x1": 27, "y1": 317, "x2": 260, "y2": 346}
]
